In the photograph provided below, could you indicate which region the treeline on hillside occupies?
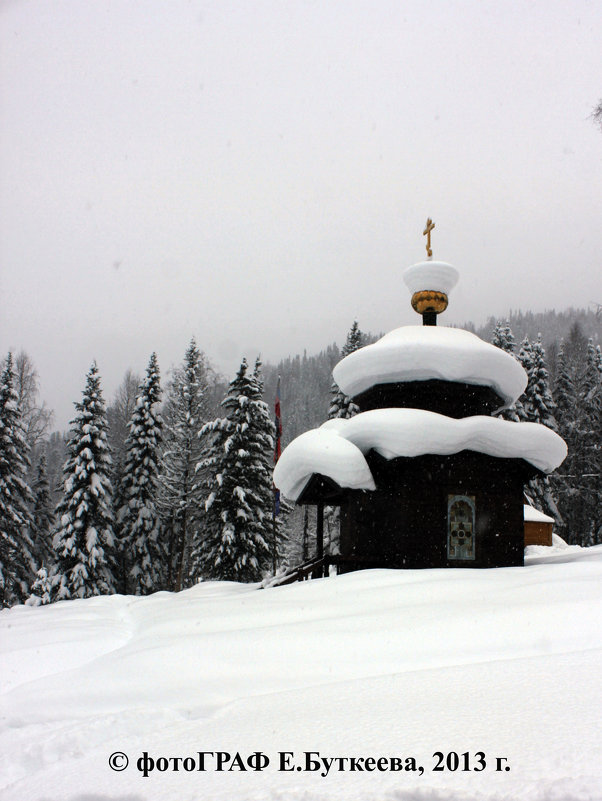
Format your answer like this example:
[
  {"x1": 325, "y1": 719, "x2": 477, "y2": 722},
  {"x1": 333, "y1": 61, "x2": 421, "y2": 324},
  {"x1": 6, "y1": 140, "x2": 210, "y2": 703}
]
[
  {"x1": 490, "y1": 321, "x2": 601, "y2": 546},
  {"x1": 262, "y1": 328, "x2": 379, "y2": 446},
  {"x1": 476, "y1": 307, "x2": 602, "y2": 380},
  {"x1": 262, "y1": 345, "x2": 340, "y2": 446}
]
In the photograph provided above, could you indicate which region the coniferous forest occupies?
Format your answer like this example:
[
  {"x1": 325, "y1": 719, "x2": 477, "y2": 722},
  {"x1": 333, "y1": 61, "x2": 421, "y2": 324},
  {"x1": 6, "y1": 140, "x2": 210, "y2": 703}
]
[{"x1": 1, "y1": 307, "x2": 600, "y2": 608}]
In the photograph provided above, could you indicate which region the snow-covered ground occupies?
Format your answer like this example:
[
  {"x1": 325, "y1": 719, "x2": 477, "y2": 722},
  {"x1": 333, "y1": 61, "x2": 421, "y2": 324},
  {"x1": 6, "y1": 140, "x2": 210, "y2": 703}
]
[{"x1": 1, "y1": 543, "x2": 601, "y2": 801}]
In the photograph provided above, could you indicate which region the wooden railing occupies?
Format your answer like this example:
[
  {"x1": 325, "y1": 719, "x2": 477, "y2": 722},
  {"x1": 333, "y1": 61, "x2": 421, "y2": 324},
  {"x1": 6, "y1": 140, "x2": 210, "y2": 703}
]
[
  {"x1": 261, "y1": 556, "x2": 329, "y2": 589},
  {"x1": 261, "y1": 554, "x2": 386, "y2": 588}
]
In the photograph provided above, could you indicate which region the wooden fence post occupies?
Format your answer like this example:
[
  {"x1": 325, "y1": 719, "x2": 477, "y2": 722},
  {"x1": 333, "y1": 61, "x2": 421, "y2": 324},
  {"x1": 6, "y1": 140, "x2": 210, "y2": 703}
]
[{"x1": 316, "y1": 501, "x2": 324, "y2": 565}]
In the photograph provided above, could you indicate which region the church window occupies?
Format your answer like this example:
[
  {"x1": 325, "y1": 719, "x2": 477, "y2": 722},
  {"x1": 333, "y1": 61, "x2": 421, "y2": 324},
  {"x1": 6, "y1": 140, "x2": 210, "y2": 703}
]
[{"x1": 447, "y1": 495, "x2": 475, "y2": 560}]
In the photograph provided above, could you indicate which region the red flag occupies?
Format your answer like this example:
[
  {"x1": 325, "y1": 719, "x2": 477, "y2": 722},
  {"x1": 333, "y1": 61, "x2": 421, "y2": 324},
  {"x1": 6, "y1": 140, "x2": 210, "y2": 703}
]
[
  {"x1": 274, "y1": 376, "x2": 282, "y2": 463},
  {"x1": 274, "y1": 376, "x2": 282, "y2": 515}
]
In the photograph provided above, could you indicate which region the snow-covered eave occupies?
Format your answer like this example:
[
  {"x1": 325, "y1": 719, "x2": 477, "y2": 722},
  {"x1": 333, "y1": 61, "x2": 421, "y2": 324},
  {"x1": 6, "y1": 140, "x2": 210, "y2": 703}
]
[
  {"x1": 273, "y1": 427, "x2": 376, "y2": 502},
  {"x1": 274, "y1": 409, "x2": 567, "y2": 502}
]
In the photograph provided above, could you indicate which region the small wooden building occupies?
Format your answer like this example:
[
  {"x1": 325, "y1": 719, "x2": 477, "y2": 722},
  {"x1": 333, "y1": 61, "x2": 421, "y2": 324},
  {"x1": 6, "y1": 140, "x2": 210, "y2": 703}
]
[{"x1": 524, "y1": 504, "x2": 554, "y2": 546}]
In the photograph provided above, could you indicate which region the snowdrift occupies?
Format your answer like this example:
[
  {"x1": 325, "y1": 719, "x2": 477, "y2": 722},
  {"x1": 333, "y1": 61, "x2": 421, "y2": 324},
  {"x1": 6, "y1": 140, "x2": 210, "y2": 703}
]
[{"x1": 1, "y1": 545, "x2": 601, "y2": 801}]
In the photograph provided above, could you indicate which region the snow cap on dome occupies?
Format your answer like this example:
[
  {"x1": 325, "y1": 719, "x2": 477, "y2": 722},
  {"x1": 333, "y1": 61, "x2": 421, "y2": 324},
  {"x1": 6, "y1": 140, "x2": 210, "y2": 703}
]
[
  {"x1": 403, "y1": 260, "x2": 459, "y2": 296},
  {"x1": 333, "y1": 325, "x2": 528, "y2": 408}
]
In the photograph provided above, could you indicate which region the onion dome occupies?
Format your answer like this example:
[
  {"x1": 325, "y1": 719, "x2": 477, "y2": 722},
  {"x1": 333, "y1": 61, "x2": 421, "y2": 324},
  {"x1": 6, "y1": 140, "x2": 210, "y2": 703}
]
[{"x1": 403, "y1": 260, "x2": 459, "y2": 317}]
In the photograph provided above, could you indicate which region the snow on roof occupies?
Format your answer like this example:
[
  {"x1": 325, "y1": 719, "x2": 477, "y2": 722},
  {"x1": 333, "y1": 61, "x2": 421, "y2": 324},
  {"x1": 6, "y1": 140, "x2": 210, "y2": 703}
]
[
  {"x1": 402, "y1": 260, "x2": 459, "y2": 295},
  {"x1": 333, "y1": 325, "x2": 528, "y2": 407},
  {"x1": 274, "y1": 408, "x2": 567, "y2": 501},
  {"x1": 273, "y1": 427, "x2": 376, "y2": 501},
  {"x1": 524, "y1": 505, "x2": 555, "y2": 524}
]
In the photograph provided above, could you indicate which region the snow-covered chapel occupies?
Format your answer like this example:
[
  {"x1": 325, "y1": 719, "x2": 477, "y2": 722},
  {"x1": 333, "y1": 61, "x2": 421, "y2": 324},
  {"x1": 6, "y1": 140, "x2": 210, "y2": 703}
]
[{"x1": 274, "y1": 223, "x2": 567, "y2": 571}]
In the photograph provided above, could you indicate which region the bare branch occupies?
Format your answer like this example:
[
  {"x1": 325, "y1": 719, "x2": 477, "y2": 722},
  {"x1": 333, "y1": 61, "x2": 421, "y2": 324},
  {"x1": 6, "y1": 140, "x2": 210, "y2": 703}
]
[
  {"x1": 591, "y1": 99, "x2": 602, "y2": 131},
  {"x1": 10, "y1": 351, "x2": 53, "y2": 448}
]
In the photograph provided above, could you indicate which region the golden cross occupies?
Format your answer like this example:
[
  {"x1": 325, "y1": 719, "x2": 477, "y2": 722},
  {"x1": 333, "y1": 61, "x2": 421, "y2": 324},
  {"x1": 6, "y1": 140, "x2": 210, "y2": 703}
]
[{"x1": 423, "y1": 217, "x2": 435, "y2": 258}]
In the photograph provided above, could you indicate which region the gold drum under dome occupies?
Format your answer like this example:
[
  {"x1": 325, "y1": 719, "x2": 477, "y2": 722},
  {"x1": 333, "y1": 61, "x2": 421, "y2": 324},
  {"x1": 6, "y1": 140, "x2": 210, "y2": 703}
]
[{"x1": 410, "y1": 289, "x2": 449, "y2": 315}]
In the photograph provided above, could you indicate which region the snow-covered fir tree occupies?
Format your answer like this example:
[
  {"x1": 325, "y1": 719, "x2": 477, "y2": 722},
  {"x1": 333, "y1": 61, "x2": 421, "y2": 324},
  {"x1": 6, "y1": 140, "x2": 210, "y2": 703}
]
[
  {"x1": 254, "y1": 359, "x2": 289, "y2": 571},
  {"x1": 584, "y1": 339, "x2": 602, "y2": 413},
  {"x1": 107, "y1": 368, "x2": 141, "y2": 589},
  {"x1": 514, "y1": 336, "x2": 534, "y2": 422},
  {"x1": 579, "y1": 339, "x2": 602, "y2": 544},
  {"x1": 515, "y1": 335, "x2": 559, "y2": 520},
  {"x1": 555, "y1": 324, "x2": 594, "y2": 533},
  {"x1": 553, "y1": 340, "x2": 582, "y2": 543},
  {"x1": 329, "y1": 321, "x2": 365, "y2": 420},
  {"x1": 26, "y1": 566, "x2": 53, "y2": 606},
  {"x1": 159, "y1": 339, "x2": 209, "y2": 590},
  {"x1": 491, "y1": 321, "x2": 520, "y2": 421},
  {"x1": 192, "y1": 357, "x2": 275, "y2": 582},
  {"x1": 0, "y1": 353, "x2": 35, "y2": 607},
  {"x1": 31, "y1": 451, "x2": 55, "y2": 572},
  {"x1": 553, "y1": 341, "x2": 575, "y2": 424},
  {"x1": 52, "y1": 362, "x2": 116, "y2": 600},
  {"x1": 117, "y1": 353, "x2": 164, "y2": 595},
  {"x1": 45, "y1": 431, "x2": 69, "y2": 509},
  {"x1": 491, "y1": 320, "x2": 516, "y2": 354},
  {"x1": 521, "y1": 335, "x2": 558, "y2": 431}
]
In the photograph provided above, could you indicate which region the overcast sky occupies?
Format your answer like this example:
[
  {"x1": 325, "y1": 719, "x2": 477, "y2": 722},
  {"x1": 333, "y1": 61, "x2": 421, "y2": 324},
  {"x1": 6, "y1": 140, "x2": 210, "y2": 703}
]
[{"x1": 1, "y1": 0, "x2": 601, "y2": 430}]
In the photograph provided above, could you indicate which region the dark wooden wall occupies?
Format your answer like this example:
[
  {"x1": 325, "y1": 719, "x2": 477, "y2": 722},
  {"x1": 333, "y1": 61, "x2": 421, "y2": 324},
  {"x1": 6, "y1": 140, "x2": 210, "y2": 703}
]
[
  {"x1": 354, "y1": 380, "x2": 504, "y2": 418},
  {"x1": 338, "y1": 451, "x2": 534, "y2": 570}
]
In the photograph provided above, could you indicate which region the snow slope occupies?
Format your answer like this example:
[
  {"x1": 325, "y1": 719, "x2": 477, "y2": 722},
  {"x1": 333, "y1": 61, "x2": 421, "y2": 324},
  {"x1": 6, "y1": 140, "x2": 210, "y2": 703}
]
[{"x1": 1, "y1": 546, "x2": 601, "y2": 801}]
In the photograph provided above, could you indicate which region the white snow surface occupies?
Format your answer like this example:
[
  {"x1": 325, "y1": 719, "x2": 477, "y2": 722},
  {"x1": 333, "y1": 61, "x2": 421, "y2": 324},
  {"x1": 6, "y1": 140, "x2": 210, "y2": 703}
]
[
  {"x1": 332, "y1": 326, "x2": 528, "y2": 406},
  {"x1": 402, "y1": 260, "x2": 460, "y2": 295},
  {"x1": 524, "y1": 505, "x2": 555, "y2": 524},
  {"x1": 1, "y1": 545, "x2": 601, "y2": 801},
  {"x1": 275, "y1": 409, "x2": 567, "y2": 501}
]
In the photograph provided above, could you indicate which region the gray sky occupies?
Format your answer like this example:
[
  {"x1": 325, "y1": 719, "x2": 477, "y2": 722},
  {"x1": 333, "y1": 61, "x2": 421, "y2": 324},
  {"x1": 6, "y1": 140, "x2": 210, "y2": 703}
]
[{"x1": 1, "y1": 0, "x2": 601, "y2": 430}]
